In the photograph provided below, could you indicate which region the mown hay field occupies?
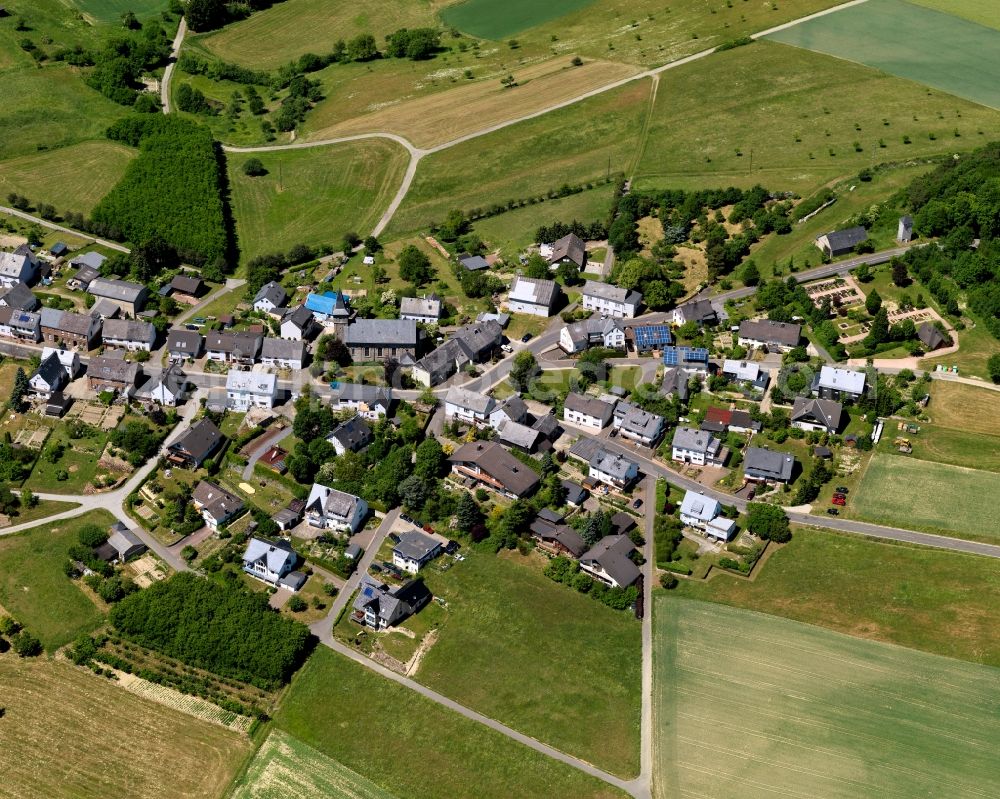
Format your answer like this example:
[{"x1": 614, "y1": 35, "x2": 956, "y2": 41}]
[
  {"x1": 653, "y1": 597, "x2": 1000, "y2": 799},
  {"x1": 0, "y1": 655, "x2": 249, "y2": 799},
  {"x1": 851, "y1": 453, "x2": 1000, "y2": 542},
  {"x1": 909, "y1": 0, "x2": 1000, "y2": 29},
  {"x1": 767, "y1": 0, "x2": 1000, "y2": 110},
  {"x1": 229, "y1": 729, "x2": 399, "y2": 799},
  {"x1": 441, "y1": 0, "x2": 596, "y2": 39}
]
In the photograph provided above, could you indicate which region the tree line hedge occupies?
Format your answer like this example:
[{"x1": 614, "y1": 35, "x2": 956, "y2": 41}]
[
  {"x1": 108, "y1": 572, "x2": 310, "y2": 689},
  {"x1": 91, "y1": 116, "x2": 231, "y2": 266}
]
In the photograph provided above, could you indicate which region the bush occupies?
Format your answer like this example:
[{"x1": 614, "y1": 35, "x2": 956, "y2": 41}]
[
  {"x1": 287, "y1": 596, "x2": 307, "y2": 612},
  {"x1": 659, "y1": 573, "x2": 678, "y2": 589},
  {"x1": 12, "y1": 630, "x2": 42, "y2": 657}
]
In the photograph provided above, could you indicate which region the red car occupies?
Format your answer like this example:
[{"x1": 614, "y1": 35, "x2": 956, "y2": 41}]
[
  {"x1": 832, "y1": 497, "x2": 846, "y2": 506},
  {"x1": 833, "y1": 493, "x2": 847, "y2": 501}
]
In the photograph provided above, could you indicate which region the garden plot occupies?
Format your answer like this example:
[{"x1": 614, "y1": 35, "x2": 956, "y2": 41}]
[{"x1": 114, "y1": 669, "x2": 254, "y2": 733}]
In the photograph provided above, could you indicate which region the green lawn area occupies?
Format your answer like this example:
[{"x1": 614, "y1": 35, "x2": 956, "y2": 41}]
[
  {"x1": 71, "y1": 0, "x2": 171, "y2": 23},
  {"x1": 851, "y1": 452, "x2": 1000, "y2": 542},
  {"x1": 0, "y1": 509, "x2": 114, "y2": 649},
  {"x1": 767, "y1": 0, "x2": 1000, "y2": 110},
  {"x1": 4, "y1": 499, "x2": 81, "y2": 527},
  {"x1": 920, "y1": 317, "x2": 1000, "y2": 380},
  {"x1": 653, "y1": 597, "x2": 1000, "y2": 799},
  {"x1": 441, "y1": 0, "x2": 596, "y2": 39},
  {"x1": 634, "y1": 41, "x2": 1000, "y2": 197},
  {"x1": 24, "y1": 423, "x2": 112, "y2": 495},
  {"x1": 229, "y1": 728, "x2": 399, "y2": 799},
  {"x1": 416, "y1": 550, "x2": 641, "y2": 777},
  {"x1": 674, "y1": 528, "x2": 1000, "y2": 667},
  {"x1": 909, "y1": 0, "x2": 1000, "y2": 29},
  {"x1": 275, "y1": 647, "x2": 628, "y2": 799},
  {"x1": 227, "y1": 142, "x2": 409, "y2": 263},
  {"x1": 471, "y1": 186, "x2": 615, "y2": 260},
  {"x1": 387, "y1": 80, "x2": 652, "y2": 237}
]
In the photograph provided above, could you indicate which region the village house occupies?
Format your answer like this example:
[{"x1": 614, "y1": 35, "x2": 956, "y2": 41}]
[
  {"x1": 95, "y1": 522, "x2": 147, "y2": 563},
  {"x1": 304, "y1": 483, "x2": 368, "y2": 533},
  {"x1": 613, "y1": 401, "x2": 665, "y2": 447},
  {"x1": 0, "y1": 306, "x2": 40, "y2": 342},
  {"x1": 88, "y1": 277, "x2": 148, "y2": 317},
  {"x1": 660, "y1": 367, "x2": 690, "y2": 402},
  {"x1": 444, "y1": 386, "x2": 496, "y2": 426},
  {"x1": 166, "y1": 328, "x2": 203, "y2": 362},
  {"x1": 40, "y1": 347, "x2": 81, "y2": 379},
  {"x1": 791, "y1": 397, "x2": 843, "y2": 434},
  {"x1": 918, "y1": 321, "x2": 948, "y2": 351},
  {"x1": 411, "y1": 319, "x2": 502, "y2": 387},
  {"x1": 489, "y1": 395, "x2": 528, "y2": 429},
  {"x1": 279, "y1": 306, "x2": 317, "y2": 341},
  {"x1": 399, "y1": 294, "x2": 443, "y2": 324},
  {"x1": 700, "y1": 406, "x2": 761, "y2": 436},
  {"x1": 559, "y1": 317, "x2": 626, "y2": 354},
  {"x1": 304, "y1": 291, "x2": 351, "y2": 324},
  {"x1": 142, "y1": 364, "x2": 188, "y2": 407},
  {"x1": 87, "y1": 354, "x2": 141, "y2": 396},
  {"x1": 507, "y1": 276, "x2": 561, "y2": 317},
  {"x1": 561, "y1": 479, "x2": 588, "y2": 507},
  {"x1": 344, "y1": 318, "x2": 418, "y2": 363},
  {"x1": 671, "y1": 426, "x2": 726, "y2": 466},
  {"x1": 563, "y1": 392, "x2": 615, "y2": 431},
  {"x1": 662, "y1": 346, "x2": 710, "y2": 373},
  {"x1": 205, "y1": 331, "x2": 263, "y2": 365},
  {"x1": 29, "y1": 352, "x2": 68, "y2": 399},
  {"x1": 738, "y1": 319, "x2": 802, "y2": 353},
  {"x1": 225, "y1": 370, "x2": 277, "y2": 411},
  {"x1": 252, "y1": 281, "x2": 287, "y2": 314},
  {"x1": 40, "y1": 308, "x2": 102, "y2": 349},
  {"x1": 722, "y1": 359, "x2": 761, "y2": 385},
  {"x1": 166, "y1": 419, "x2": 224, "y2": 469},
  {"x1": 101, "y1": 318, "x2": 156, "y2": 352},
  {"x1": 260, "y1": 337, "x2": 306, "y2": 370},
  {"x1": 352, "y1": 574, "x2": 432, "y2": 630},
  {"x1": 678, "y1": 490, "x2": 737, "y2": 541},
  {"x1": 69, "y1": 250, "x2": 105, "y2": 272},
  {"x1": 392, "y1": 530, "x2": 443, "y2": 574},
  {"x1": 568, "y1": 437, "x2": 639, "y2": 490},
  {"x1": 327, "y1": 416, "x2": 373, "y2": 455},
  {"x1": 0, "y1": 244, "x2": 38, "y2": 287},
  {"x1": 192, "y1": 480, "x2": 244, "y2": 531},
  {"x1": 0, "y1": 282, "x2": 39, "y2": 312},
  {"x1": 580, "y1": 535, "x2": 640, "y2": 589},
  {"x1": 161, "y1": 274, "x2": 206, "y2": 302},
  {"x1": 671, "y1": 299, "x2": 717, "y2": 327},
  {"x1": 580, "y1": 280, "x2": 642, "y2": 319},
  {"x1": 628, "y1": 323, "x2": 673, "y2": 353},
  {"x1": 242, "y1": 537, "x2": 306, "y2": 591},
  {"x1": 542, "y1": 232, "x2": 586, "y2": 270},
  {"x1": 449, "y1": 440, "x2": 540, "y2": 498},
  {"x1": 328, "y1": 383, "x2": 393, "y2": 419},
  {"x1": 816, "y1": 225, "x2": 867, "y2": 258},
  {"x1": 529, "y1": 509, "x2": 587, "y2": 558},
  {"x1": 744, "y1": 447, "x2": 796, "y2": 483},
  {"x1": 812, "y1": 365, "x2": 867, "y2": 401}
]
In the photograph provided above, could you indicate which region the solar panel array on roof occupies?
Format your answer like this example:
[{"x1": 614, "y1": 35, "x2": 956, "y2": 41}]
[
  {"x1": 633, "y1": 325, "x2": 673, "y2": 350},
  {"x1": 662, "y1": 346, "x2": 709, "y2": 366}
]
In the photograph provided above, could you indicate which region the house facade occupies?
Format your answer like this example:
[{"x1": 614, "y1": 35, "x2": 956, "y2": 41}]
[
  {"x1": 399, "y1": 295, "x2": 442, "y2": 324},
  {"x1": 352, "y1": 574, "x2": 431, "y2": 630},
  {"x1": 410, "y1": 319, "x2": 502, "y2": 387},
  {"x1": 579, "y1": 535, "x2": 640, "y2": 589},
  {"x1": 563, "y1": 392, "x2": 615, "y2": 431},
  {"x1": 738, "y1": 319, "x2": 801, "y2": 352},
  {"x1": 225, "y1": 370, "x2": 277, "y2": 411},
  {"x1": 559, "y1": 317, "x2": 626, "y2": 354},
  {"x1": 166, "y1": 329, "x2": 203, "y2": 361},
  {"x1": 328, "y1": 383, "x2": 392, "y2": 419},
  {"x1": 444, "y1": 386, "x2": 496, "y2": 426},
  {"x1": 391, "y1": 531, "x2": 443, "y2": 574},
  {"x1": 206, "y1": 332, "x2": 263, "y2": 365},
  {"x1": 612, "y1": 401, "x2": 664, "y2": 446},
  {"x1": 0, "y1": 306, "x2": 41, "y2": 342},
  {"x1": 29, "y1": 352, "x2": 68, "y2": 399},
  {"x1": 166, "y1": 419, "x2": 224, "y2": 468},
  {"x1": 671, "y1": 299, "x2": 717, "y2": 327},
  {"x1": 344, "y1": 318, "x2": 418, "y2": 363},
  {"x1": 744, "y1": 447, "x2": 796, "y2": 483},
  {"x1": 242, "y1": 537, "x2": 305, "y2": 590},
  {"x1": 813, "y1": 365, "x2": 866, "y2": 401},
  {"x1": 260, "y1": 337, "x2": 305, "y2": 370},
  {"x1": 279, "y1": 306, "x2": 316, "y2": 341},
  {"x1": 791, "y1": 397, "x2": 843, "y2": 434},
  {"x1": 580, "y1": 280, "x2": 641, "y2": 318},
  {"x1": 449, "y1": 440, "x2": 540, "y2": 498},
  {"x1": 101, "y1": 318, "x2": 156, "y2": 352},
  {"x1": 304, "y1": 483, "x2": 368, "y2": 533},
  {"x1": 87, "y1": 277, "x2": 147, "y2": 317},
  {"x1": 0, "y1": 245, "x2": 38, "y2": 287},
  {"x1": 507, "y1": 276, "x2": 560, "y2": 317},
  {"x1": 253, "y1": 281, "x2": 287, "y2": 314},
  {"x1": 671, "y1": 426, "x2": 725, "y2": 466},
  {"x1": 192, "y1": 480, "x2": 244, "y2": 531},
  {"x1": 39, "y1": 308, "x2": 101, "y2": 349}
]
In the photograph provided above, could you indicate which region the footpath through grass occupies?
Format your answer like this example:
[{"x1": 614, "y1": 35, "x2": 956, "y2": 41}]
[
  {"x1": 653, "y1": 597, "x2": 1000, "y2": 799},
  {"x1": 0, "y1": 509, "x2": 114, "y2": 650},
  {"x1": 417, "y1": 550, "x2": 641, "y2": 777},
  {"x1": 674, "y1": 529, "x2": 1000, "y2": 667},
  {"x1": 767, "y1": 0, "x2": 1000, "y2": 110},
  {"x1": 275, "y1": 647, "x2": 629, "y2": 799}
]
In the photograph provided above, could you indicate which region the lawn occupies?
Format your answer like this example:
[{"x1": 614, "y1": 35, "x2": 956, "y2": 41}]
[
  {"x1": 909, "y1": 0, "x2": 1000, "y2": 29},
  {"x1": 416, "y1": 550, "x2": 642, "y2": 776},
  {"x1": 653, "y1": 597, "x2": 1000, "y2": 799},
  {"x1": 851, "y1": 452, "x2": 1000, "y2": 542},
  {"x1": 634, "y1": 41, "x2": 1000, "y2": 196},
  {"x1": 924, "y1": 380, "x2": 1000, "y2": 435},
  {"x1": 71, "y1": 0, "x2": 172, "y2": 23},
  {"x1": 0, "y1": 509, "x2": 114, "y2": 649},
  {"x1": 767, "y1": 0, "x2": 1000, "y2": 110},
  {"x1": 0, "y1": 655, "x2": 249, "y2": 799},
  {"x1": 921, "y1": 317, "x2": 1000, "y2": 380},
  {"x1": 442, "y1": 0, "x2": 596, "y2": 39},
  {"x1": 387, "y1": 79, "x2": 652, "y2": 236},
  {"x1": 0, "y1": 141, "x2": 136, "y2": 216},
  {"x1": 229, "y1": 729, "x2": 398, "y2": 799},
  {"x1": 275, "y1": 647, "x2": 629, "y2": 799},
  {"x1": 25, "y1": 422, "x2": 113, "y2": 495},
  {"x1": 471, "y1": 186, "x2": 615, "y2": 259},
  {"x1": 674, "y1": 528, "x2": 1000, "y2": 667},
  {"x1": 227, "y1": 142, "x2": 409, "y2": 263}
]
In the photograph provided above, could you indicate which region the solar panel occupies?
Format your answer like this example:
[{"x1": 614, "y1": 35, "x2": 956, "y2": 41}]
[
  {"x1": 662, "y1": 346, "x2": 709, "y2": 366},
  {"x1": 633, "y1": 324, "x2": 673, "y2": 350}
]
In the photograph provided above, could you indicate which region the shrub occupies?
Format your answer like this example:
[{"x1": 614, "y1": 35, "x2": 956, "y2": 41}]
[{"x1": 287, "y1": 596, "x2": 307, "y2": 612}]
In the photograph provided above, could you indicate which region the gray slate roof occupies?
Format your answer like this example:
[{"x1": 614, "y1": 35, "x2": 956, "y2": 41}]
[
  {"x1": 581, "y1": 534, "x2": 640, "y2": 587},
  {"x1": 791, "y1": 396, "x2": 843, "y2": 431},
  {"x1": 102, "y1": 318, "x2": 154, "y2": 343},
  {"x1": 0, "y1": 282, "x2": 38, "y2": 311},
  {"x1": 738, "y1": 319, "x2": 801, "y2": 348},
  {"x1": 672, "y1": 426, "x2": 718, "y2": 455},
  {"x1": 564, "y1": 392, "x2": 615, "y2": 425},
  {"x1": 445, "y1": 386, "x2": 495, "y2": 415},
  {"x1": 547, "y1": 233, "x2": 586, "y2": 266},
  {"x1": 823, "y1": 226, "x2": 868, "y2": 251},
  {"x1": 167, "y1": 328, "x2": 203, "y2": 354},
  {"x1": 261, "y1": 337, "x2": 306, "y2": 361},
  {"x1": 88, "y1": 277, "x2": 146, "y2": 303},
  {"x1": 254, "y1": 281, "x2": 287, "y2": 307},
  {"x1": 744, "y1": 447, "x2": 795, "y2": 482},
  {"x1": 582, "y1": 279, "x2": 641, "y2": 306},
  {"x1": 344, "y1": 318, "x2": 417, "y2": 347},
  {"x1": 329, "y1": 416, "x2": 373, "y2": 452},
  {"x1": 393, "y1": 531, "x2": 441, "y2": 562}
]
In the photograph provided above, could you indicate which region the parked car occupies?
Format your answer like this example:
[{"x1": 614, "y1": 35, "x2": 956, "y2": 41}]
[
  {"x1": 370, "y1": 564, "x2": 383, "y2": 573},
  {"x1": 833, "y1": 493, "x2": 847, "y2": 500},
  {"x1": 746, "y1": 488, "x2": 755, "y2": 500},
  {"x1": 832, "y1": 497, "x2": 846, "y2": 506},
  {"x1": 835, "y1": 486, "x2": 849, "y2": 494},
  {"x1": 632, "y1": 498, "x2": 643, "y2": 509},
  {"x1": 520, "y1": 333, "x2": 532, "y2": 343},
  {"x1": 826, "y1": 508, "x2": 839, "y2": 515}
]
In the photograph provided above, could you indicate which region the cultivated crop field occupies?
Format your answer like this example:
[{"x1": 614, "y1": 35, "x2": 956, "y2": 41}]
[
  {"x1": 417, "y1": 550, "x2": 642, "y2": 776},
  {"x1": 851, "y1": 453, "x2": 1000, "y2": 542},
  {"x1": 910, "y1": 0, "x2": 1000, "y2": 28},
  {"x1": 675, "y1": 529, "x2": 1000, "y2": 667},
  {"x1": 635, "y1": 41, "x2": 1000, "y2": 194},
  {"x1": 441, "y1": 0, "x2": 595, "y2": 39},
  {"x1": 227, "y1": 141, "x2": 409, "y2": 262},
  {"x1": 275, "y1": 648, "x2": 628, "y2": 799},
  {"x1": 0, "y1": 511, "x2": 114, "y2": 650},
  {"x1": 653, "y1": 598, "x2": 1000, "y2": 799},
  {"x1": 0, "y1": 655, "x2": 250, "y2": 799},
  {"x1": 767, "y1": 0, "x2": 1000, "y2": 110},
  {"x1": 230, "y1": 729, "x2": 399, "y2": 799}
]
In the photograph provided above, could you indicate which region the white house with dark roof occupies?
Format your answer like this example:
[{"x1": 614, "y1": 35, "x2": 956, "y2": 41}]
[
  {"x1": 444, "y1": 386, "x2": 496, "y2": 426},
  {"x1": 563, "y1": 392, "x2": 615, "y2": 431},
  {"x1": 671, "y1": 426, "x2": 725, "y2": 466},
  {"x1": 679, "y1": 490, "x2": 737, "y2": 541},
  {"x1": 40, "y1": 347, "x2": 81, "y2": 379},
  {"x1": 399, "y1": 294, "x2": 442, "y2": 324},
  {"x1": 812, "y1": 366, "x2": 866, "y2": 401},
  {"x1": 612, "y1": 401, "x2": 664, "y2": 446},
  {"x1": 279, "y1": 306, "x2": 317, "y2": 341},
  {"x1": 260, "y1": 337, "x2": 305, "y2": 370},
  {"x1": 392, "y1": 530, "x2": 443, "y2": 574},
  {"x1": 744, "y1": 447, "x2": 795, "y2": 483},
  {"x1": 559, "y1": 317, "x2": 627, "y2": 354},
  {"x1": 166, "y1": 328, "x2": 203, "y2": 361},
  {"x1": 580, "y1": 280, "x2": 641, "y2": 319},
  {"x1": 542, "y1": 233, "x2": 586, "y2": 269},
  {"x1": 40, "y1": 308, "x2": 101, "y2": 349},
  {"x1": 791, "y1": 397, "x2": 842, "y2": 434},
  {"x1": 352, "y1": 574, "x2": 431, "y2": 630},
  {"x1": 253, "y1": 281, "x2": 287, "y2": 314},
  {"x1": 489, "y1": 395, "x2": 528, "y2": 429},
  {"x1": 226, "y1": 370, "x2": 277, "y2": 411},
  {"x1": 101, "y1": 318, "x2": 156, "y2": 352},
  {"x1": 327, "y1": 416, "x2": 373, "y2": 456},
  {"x1": 580, "y1": 535, "x2": 640, "y2": 589},
  {"x1": 671, "y1": 299, "x2": 717, "y2": 327},
  {"x1": 410, "y1": 319, "x2": 502, "y2": 387},
  {"x1": 305, "y1": 483, "x2": 368, "y2": 533},
  {"x1": 507, "y1": 276, "x2": 560, "y2": 317},
  {"x1": 192, "y1": 480, "x2": 244, "y2": 531},
  {"x1": 206, "y1": 331, "x2": 262, "y2": 365},
  {"x1": 0, "y1": 283, "x2": 39, "y2": 312},
  {"x1": 29, "y1": 351, "x2": 68, "y2": 399},
  {"x1": 328, "y1": 383, "x2": 392, "y2": 419},
  {"x1": 0, "y1": 306, "x2": 41, "y2": 342},
  {"x1": 589, "y1": 447, "x2": 639, "y2": 489},
  {"x1": 816, "y1": 226, "x2": 867, "y2": 258},
  {"x1": 242, "y1": 537, "x2": 305, "y2": 590},
  {"x1": 144, "y1": 364, "x2": 188, "y2": 407},
  {"x1": 0, "y1": 245, "x2": 38, "y2": 287},
  {"x1": 738, "y1": 319, "x2": 801, "y2": 352}
]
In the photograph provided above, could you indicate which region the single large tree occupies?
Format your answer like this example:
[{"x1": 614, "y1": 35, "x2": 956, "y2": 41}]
[
  {"x1": 398, "y1": 245, "x2": 432, "y2": 285},
  {"x1": 865, "y1": 288, "x2": 882, "y2": 316},
  {"x1": 509, "y1": 350, "x2": 539, "y2": 394},
  {"x1": 9, "y1": 367, "x2": 28, "y2": 412}
]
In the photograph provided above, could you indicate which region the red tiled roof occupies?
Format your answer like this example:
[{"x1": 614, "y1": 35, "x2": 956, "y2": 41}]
[{"x1": 704, "y1": 406, "x2": 733, "y2": 426}]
